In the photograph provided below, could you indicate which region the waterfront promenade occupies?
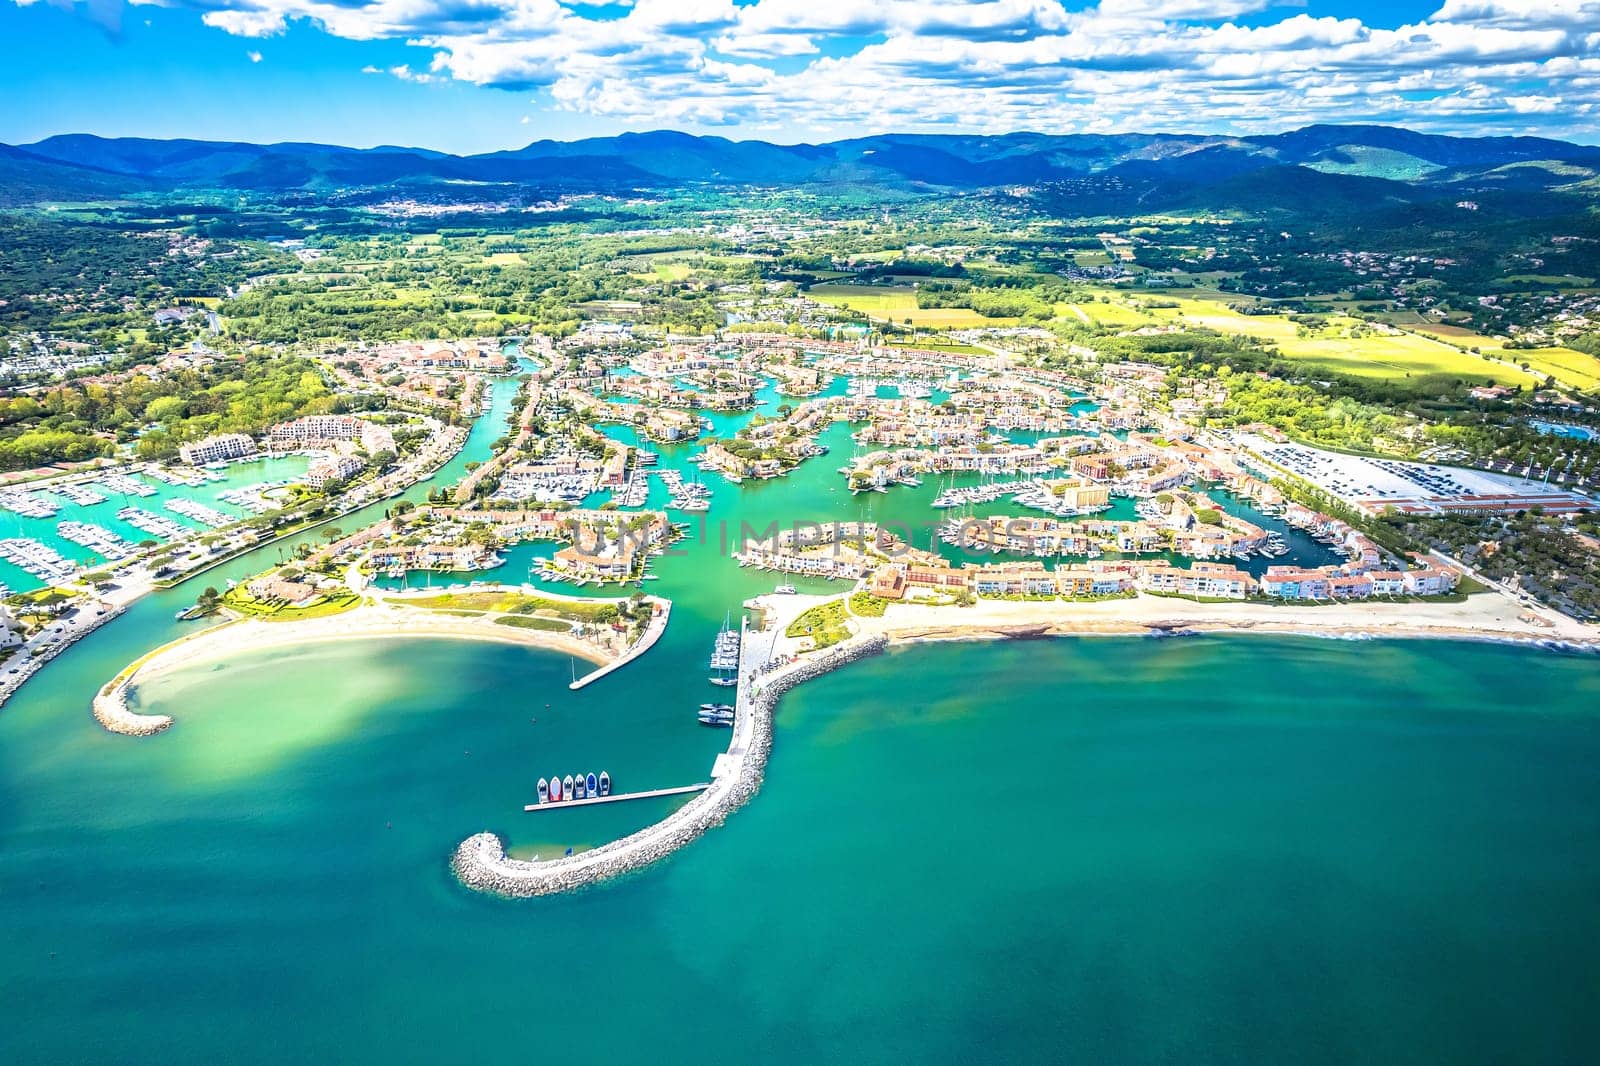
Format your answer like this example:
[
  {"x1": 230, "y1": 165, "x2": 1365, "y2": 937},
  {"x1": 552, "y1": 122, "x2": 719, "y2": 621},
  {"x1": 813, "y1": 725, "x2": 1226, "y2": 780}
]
[{"x1": 570, "y1": 599, "x2": 671, "y2": 690}]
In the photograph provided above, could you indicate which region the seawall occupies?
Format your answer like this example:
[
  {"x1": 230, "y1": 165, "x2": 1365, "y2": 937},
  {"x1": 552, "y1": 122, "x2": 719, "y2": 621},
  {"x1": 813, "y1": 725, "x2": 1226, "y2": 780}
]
[
  {"x1": 452, "y1": 633, "x2": 888, "y2": 898},
  {"x1": 92, "y1": 679, "x2": 173, "y2": 737},
  {"x1": 0, "y1": 600, "x2": 127, "y2": 712}
]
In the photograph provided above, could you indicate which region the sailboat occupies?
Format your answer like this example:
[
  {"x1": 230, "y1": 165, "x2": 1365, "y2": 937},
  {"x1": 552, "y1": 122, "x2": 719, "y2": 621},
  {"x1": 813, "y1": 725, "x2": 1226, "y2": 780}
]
[{"x1": 709, "y1": 612, "x2": 739, "y2": 686}]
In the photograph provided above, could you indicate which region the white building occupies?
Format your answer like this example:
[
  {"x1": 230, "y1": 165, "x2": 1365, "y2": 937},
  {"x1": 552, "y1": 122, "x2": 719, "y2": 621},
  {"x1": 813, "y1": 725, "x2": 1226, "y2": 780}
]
[
  {"x1": 268, "y1": 415, "x2": 394, "y2": 455},
  {"x1": 178, "y1": 433, "x2": 257, "y2": 466},
  {"x1": 268, "y1": 415, "x2": 362, "y2": 448},
  {"x1": 304, "y1": 454, "x2": 364, "y2": 489}
]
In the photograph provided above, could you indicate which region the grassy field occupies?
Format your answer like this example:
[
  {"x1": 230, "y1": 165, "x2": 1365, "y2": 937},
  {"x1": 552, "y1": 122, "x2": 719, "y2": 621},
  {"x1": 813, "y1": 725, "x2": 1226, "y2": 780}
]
[
  {"x1": 884, "y1": 337, "x2": 992, "y2": 355},
  {"x1": 785, "y1": 599, "x2": 851, "y2": 649},
  {"x1": 1412, "y1": 325, "x2": 1600, "y2": 391},
  {"x1": 221, "y1": 590, "x2": 361, "y2": 622},
  {"x1": 848, "y1": 592, "x2": 888, "y2": 617},
  {"x1": 391, "y1": 591, "x2": 619, "y2": 622},
  {"x1": 806, "y1": 284, "x2": 1015, "y2": 328},
  {"x1": 1064, "y1": 299, "x2": 1149, "y2": 327},
  {"x1": 493, "y1": 615, "x2": 574, "y2": 632},
  {"x1": 1089, "y1": 290, "x2": 1544, "y2": 386}
]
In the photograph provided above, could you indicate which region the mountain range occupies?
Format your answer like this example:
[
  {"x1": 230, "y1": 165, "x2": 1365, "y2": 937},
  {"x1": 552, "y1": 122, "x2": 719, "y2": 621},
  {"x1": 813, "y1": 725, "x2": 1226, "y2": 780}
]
[{"x1": 4, "y1": 125, "x2": 1600, "y2": 205}]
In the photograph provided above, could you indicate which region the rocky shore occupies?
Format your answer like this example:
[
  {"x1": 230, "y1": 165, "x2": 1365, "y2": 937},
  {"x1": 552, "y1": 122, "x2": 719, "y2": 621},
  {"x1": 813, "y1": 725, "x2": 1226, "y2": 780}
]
[
  {"x1": 452, "y1": 633, "x2": 888, "y2": 898},
  {"x1": 92, "y1": 679, "x2": 173, "y2": 737}
]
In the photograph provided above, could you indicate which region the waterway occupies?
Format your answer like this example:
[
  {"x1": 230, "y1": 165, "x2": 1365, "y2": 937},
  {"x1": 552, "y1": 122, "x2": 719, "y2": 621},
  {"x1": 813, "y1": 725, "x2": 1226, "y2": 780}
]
[{"x1": 2, "y1": 363, "x2": 1598, "y2": 1062}]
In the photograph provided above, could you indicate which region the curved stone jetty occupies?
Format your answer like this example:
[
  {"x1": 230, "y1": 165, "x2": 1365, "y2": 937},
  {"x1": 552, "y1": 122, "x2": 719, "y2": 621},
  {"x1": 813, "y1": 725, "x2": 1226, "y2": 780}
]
[
  {"x1": 92, "y1": 679, "x2": 173, "y2": 736},
  {"x1": 453, "y1": 633, "x2": 888, "y2": 898}
]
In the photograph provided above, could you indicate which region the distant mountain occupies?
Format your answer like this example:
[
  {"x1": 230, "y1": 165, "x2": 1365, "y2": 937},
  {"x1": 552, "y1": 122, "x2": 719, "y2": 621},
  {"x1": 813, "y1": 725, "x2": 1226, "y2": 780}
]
[
  {"x1": 6, "y1": 125, "x2": 1600, "y2": 201},
  {"x1": 0, "y1": 144, "x2": 149, "y2": 205}
]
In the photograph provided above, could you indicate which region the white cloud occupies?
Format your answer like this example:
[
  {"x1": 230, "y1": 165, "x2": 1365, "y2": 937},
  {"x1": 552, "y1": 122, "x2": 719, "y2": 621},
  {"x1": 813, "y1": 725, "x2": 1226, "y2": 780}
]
[
  {"x1": 247, "y1": 49, "x2": 262, "y2": 63},
  {"x1": 46, "y1": 0, "x2": 1600, "y2": 136}
]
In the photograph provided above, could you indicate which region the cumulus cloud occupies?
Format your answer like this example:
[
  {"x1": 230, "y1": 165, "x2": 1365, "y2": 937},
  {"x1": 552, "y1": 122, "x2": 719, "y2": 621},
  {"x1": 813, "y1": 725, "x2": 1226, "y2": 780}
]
[{"x1": 30, "y1": 0, "x2": 1600, "y2": 135}]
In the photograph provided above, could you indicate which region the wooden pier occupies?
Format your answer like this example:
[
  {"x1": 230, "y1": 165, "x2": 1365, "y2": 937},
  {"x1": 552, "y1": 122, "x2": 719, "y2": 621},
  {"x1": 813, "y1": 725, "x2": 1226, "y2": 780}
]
[{"x1": 524, "y1": 783, "x2": 709, "y2": 812}]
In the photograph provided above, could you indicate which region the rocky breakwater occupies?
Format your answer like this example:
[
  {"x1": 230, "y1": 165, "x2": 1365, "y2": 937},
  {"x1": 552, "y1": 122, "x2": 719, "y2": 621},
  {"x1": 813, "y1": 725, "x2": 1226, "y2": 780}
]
[
  {"x1": 92, "y1": 675, "x2": 173, "y2": 737},
  {"x1": 452, "y1": 633, "x2": 888, "y2": 898}
]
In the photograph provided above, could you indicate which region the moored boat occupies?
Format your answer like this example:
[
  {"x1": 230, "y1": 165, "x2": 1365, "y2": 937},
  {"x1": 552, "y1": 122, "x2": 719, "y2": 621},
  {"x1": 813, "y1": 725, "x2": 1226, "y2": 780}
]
[
  {"x1": 550, "y1": 775, "x2": 563, "y2": 801},
  {"x1": 537, "y1": 777, "x2": 549, "y2": 803},
  {"x1": 563, "y1": 774, "x2": 575, "y2": 800},
  {"x1": 598, "y1": 771, "x2": 611, "y2": 797},
  {"x1": 574, "y1": 776, "x2": 587, "y2": 800},
  {"x1": 586, "y1": 772, "x2": 598, "y2": 796}
]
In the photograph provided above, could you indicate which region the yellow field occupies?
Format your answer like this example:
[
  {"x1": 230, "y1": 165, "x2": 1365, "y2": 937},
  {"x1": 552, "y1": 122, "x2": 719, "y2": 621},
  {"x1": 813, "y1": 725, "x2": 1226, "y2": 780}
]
[
  {"x1": 483, "y1": 252, "x2": 525, "y2": 266},
  {"x1": 1158, "y1": 298, "x2": 1541, "y2": 385},
  {"x1": 806, "y1": 284, "x2": 1014, "y2": 328},
  {"x1": 1414, "y1": 326, "x2": 1600, "y2": 391},
  {"x1": 1070, "y1": 290, "x2": 1542, "y2": 386},
  {"x1": 1064, "y1": 299, "x2": 1148, "y2": 327}
]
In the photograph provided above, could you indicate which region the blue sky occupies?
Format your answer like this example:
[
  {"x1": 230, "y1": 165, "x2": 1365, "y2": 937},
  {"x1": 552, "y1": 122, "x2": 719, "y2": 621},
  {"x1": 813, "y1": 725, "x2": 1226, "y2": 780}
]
[{"x1": 2, "y1": 0, "x2": 1595, "y2": 153}]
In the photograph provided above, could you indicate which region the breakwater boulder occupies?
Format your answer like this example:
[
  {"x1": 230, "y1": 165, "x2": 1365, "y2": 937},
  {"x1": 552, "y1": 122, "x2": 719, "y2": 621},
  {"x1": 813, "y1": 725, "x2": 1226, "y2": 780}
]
[
  {"x1": 452, "y1": 634, "x2": 887, "y2": 898},
  {"x1": 92, "y1": 679, "x2": 173, "y2": 737}
]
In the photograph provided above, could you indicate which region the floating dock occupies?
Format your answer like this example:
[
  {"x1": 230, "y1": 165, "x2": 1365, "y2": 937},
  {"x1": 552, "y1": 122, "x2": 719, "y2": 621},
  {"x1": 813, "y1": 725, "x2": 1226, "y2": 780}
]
[{"x1": 524, "y1": 783, "x2": 708, "y2": 812}]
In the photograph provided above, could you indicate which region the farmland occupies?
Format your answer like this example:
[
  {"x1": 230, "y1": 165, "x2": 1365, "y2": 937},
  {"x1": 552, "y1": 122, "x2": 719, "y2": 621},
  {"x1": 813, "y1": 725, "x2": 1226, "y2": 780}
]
[
  {"x1": 1089, "y1": 290, "x2": 1548, "y2": 387},
  {"x1": 805, "y1": 284, "x2": 1017, "y2": 328}
]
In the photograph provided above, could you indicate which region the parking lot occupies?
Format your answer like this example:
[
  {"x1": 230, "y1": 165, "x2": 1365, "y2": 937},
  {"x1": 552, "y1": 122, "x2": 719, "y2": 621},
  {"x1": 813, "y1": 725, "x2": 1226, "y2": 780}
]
[{"x1": 1237, "y1": 434, "x2": 1594, "y2": 514}]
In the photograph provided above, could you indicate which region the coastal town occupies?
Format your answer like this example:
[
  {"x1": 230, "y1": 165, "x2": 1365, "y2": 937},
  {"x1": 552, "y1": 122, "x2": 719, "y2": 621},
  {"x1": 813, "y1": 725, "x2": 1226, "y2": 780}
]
[
  {"x1": 7, "y1": 324, "x2": 1594, "y2": 721},
  {"x1": 19, "y1": 320, "x2": 1582, "y2": 904},
  {"x1": 10, "y1": 17, "x2": 1600, "y2": 1060}
]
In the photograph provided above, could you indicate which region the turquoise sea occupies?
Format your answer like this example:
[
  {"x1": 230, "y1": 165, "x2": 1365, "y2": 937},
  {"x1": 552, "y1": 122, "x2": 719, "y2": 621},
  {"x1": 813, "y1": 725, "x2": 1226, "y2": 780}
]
[{"x1": 2, "y1": 368, "x2": 1598, "y2": 1062}]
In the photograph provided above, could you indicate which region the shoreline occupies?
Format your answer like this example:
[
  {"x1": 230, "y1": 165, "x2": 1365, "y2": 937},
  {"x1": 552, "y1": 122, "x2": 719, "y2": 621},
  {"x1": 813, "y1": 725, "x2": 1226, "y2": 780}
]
[
  {"x1": 451, "y1": 589, "x2": 1594, "y2": 900},
  {"x1": 842, "y1": 587, "x2": 1599, "y2": 650},
  {"x1": 92, "y1": 599, "x2": 623, "y2": 737},
  {"x1": 2, "y1": 416, "x2": 476, "y2": 714}
]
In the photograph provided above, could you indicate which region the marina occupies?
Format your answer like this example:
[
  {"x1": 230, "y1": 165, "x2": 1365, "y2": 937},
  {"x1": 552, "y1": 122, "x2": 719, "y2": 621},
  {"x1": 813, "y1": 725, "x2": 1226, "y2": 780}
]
[
  {"x1": 54, "y1": 482, "x2": 107, "y2": 506},
  {"x1": 56, "y1": 521, "x2": 135, "y2": 561},
  {"x1": 116, "y1": 506, "x2": 191, "y2": 540},
  {"x1": 99, "y1": 472, "x2": 157, "y2": 497},
  {"x1": 0, "y1": 537, "x2": 76, "y2": 582},
  {"x1": 165, "y1": 498, "x2": 237, "y2": 528},
  {"x1": 655, "y1": 468, "x2": 713, "y2": 511},
  {"x1": 0, "y1": 488, "x2": 60, "y2": 518}
]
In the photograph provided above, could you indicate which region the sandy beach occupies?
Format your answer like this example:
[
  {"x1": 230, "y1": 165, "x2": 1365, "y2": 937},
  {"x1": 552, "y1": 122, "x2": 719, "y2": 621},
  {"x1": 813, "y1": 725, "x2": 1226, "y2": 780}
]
[
  {"x1": 844, "y1": 590, "x2": 1598, "y2": 648},
  {"x1": 148, "y1": 601, "x2": 611, "y2": 679},
  {"x1": 93, "y1": 598, "x2": 621, "y2": 736},
  {"x1": 753, "y1": 585, "x2": 1597, "y2": 661}
]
